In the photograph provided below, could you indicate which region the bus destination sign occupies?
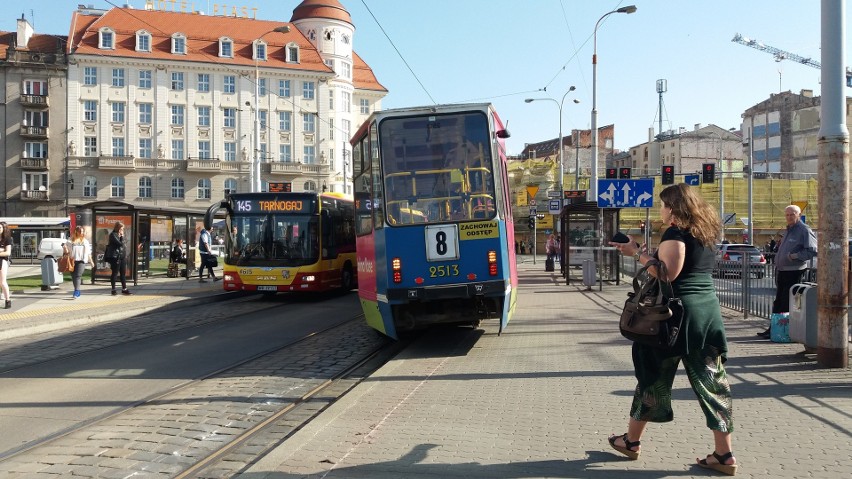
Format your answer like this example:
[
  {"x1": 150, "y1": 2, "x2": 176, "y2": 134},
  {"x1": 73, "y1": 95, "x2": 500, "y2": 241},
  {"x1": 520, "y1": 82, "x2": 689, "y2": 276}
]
[{"x1": 268, "y1": 182, "x2": 292, "y2": 193}]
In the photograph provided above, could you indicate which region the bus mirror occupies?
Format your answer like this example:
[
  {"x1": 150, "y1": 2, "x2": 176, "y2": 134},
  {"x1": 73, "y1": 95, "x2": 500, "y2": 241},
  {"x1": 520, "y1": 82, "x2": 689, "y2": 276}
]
[{"x1": 496, "y1": 129, "x2": 510, "y2": 139}]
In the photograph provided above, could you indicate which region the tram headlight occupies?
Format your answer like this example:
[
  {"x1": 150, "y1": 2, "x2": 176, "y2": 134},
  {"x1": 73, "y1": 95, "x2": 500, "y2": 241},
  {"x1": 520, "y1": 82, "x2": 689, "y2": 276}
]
[
  {"x1": 304, "y1": 275, "x2": 316, "y2": 282},
  {"x1": 488, "y1": 250, "x2": 498, "y2": 276},
  {"x1": 392, "y1": 257, "x2": 402, "y2": 283}
]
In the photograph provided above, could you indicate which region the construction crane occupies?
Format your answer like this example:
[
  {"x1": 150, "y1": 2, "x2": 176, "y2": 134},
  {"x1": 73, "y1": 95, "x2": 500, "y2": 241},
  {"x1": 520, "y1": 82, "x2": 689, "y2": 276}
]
[{"x1": 731, "y1": 33, "x2": 852, "y2": 87}]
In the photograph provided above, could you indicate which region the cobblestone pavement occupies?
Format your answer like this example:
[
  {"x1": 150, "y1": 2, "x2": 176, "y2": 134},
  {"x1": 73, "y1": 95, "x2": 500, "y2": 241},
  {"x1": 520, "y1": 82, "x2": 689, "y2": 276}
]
[{"x1": 240, "y1": 261, "x2": 852, "y2": 479}]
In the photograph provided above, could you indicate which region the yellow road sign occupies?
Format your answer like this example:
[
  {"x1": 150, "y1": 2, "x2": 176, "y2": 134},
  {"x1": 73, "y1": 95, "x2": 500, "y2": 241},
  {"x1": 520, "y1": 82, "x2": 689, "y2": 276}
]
[
  {"x1": 792, "y1": 201, "x2": 808, "y2": 212},
  {"x1": 526, "y1": 185, "x2": 539, "y2": 199}
]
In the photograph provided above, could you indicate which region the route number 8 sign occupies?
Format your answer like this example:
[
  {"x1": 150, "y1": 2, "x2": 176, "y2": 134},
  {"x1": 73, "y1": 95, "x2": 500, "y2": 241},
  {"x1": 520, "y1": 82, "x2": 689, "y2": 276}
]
[{"x1": 424, "y1": 224, "x2": 460, "y2": 262}]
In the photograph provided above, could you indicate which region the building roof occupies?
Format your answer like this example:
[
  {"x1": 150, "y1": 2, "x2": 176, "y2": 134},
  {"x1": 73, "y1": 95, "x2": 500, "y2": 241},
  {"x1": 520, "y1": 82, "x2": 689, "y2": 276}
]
[
  {"x1": 290, "y1": 0, "x2": 353, "y2": 25},
  {"x1": 0, "y1": 31, "x2": 67, "y2": 59},
  {"x1": 353, "y1": 51, "x2": 386, "y2": 92}
]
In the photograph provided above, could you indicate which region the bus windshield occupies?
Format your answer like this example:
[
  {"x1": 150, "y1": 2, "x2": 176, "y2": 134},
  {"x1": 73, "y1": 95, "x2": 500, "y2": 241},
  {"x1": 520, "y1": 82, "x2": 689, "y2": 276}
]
[
  {"x1": 380, "y1": 111, "x2": 496, "y2": 225},
  {"x1": 229, "y1": 214, "x2": 318, "y2": 267}
]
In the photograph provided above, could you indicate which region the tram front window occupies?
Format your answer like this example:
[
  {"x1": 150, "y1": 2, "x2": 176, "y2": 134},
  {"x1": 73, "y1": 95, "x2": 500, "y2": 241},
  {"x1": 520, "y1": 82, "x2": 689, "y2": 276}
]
[
  {"x1": 380, "y1": 111, "x2": 496, "y2": 224},
  {"x1": 229, "y1": 214, "x2": 318, "y2": 266}
]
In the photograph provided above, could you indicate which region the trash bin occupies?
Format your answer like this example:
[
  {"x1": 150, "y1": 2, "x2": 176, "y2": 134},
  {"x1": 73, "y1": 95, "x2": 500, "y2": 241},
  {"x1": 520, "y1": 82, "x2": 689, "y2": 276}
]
[
  {"x1": 38, "y1": 238, "x2": 65, "y2": 291},
  {"x1": 789, "y1": 282, "x2": 817, "y2": 349},
  {"x1": 582, "y1": 259, "x2": 596, "y2": 288}
]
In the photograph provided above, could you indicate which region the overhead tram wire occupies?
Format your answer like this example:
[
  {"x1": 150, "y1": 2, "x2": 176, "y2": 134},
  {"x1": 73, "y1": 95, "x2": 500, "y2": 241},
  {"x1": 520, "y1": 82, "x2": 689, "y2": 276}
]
[{"x1": 360, "y1": 0, "x2": 436, "y2": 105}]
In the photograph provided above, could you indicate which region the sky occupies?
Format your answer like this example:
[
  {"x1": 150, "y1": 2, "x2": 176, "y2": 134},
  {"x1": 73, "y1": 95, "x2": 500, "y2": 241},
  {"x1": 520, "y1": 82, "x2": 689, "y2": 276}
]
[{"x1": 13, "y1": 0, "x2": 851, "y2": 156}]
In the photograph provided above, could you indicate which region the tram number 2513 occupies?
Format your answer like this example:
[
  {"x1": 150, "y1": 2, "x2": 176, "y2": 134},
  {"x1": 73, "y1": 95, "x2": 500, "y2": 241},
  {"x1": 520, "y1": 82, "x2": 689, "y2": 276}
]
[
  {"x1": 425, "y1": 225, "x2": 460, "y2": 261},
  {"x1": 430, "y1": 264, "x2": 460, "y2": 277}
]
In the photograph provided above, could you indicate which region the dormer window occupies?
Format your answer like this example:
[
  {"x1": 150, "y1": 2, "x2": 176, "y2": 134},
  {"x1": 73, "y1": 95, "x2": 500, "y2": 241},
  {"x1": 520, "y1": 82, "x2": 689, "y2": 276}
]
[
  {"x1": 324, "y1": 30, "x2": 333, "y2": 41},
  {"x1": 219, "y1": 37, "x2": 233, "y2": 58},
  {"x1": 341, "y1": 34, "x2": 350, "y2": 45},
  {"x1": 136, "y1": 30, "x2": 151, "y2": 52},
  {"x1": 254, "y1": 40, "x2": 267, "y2": 61},
  {"x1": 286, "y1": 43, "x2": 299, "y2": 63},
  {"x1": 99, "y1": 27, "x2": 115, "y2": 49},
  {"x1": 172, "y1": 33, "x2": 186, "y2": 54}
]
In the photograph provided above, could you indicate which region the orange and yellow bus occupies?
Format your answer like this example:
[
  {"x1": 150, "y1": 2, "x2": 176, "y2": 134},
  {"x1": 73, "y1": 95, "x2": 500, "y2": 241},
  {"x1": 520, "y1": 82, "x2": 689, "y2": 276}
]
[{"x1": 204, "y1": 191, "x2": 356, "y2": 293}]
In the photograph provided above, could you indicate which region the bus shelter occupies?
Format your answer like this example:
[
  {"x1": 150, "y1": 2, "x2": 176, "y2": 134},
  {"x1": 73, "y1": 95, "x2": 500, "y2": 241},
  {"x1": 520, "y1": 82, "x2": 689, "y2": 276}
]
[
  {"x1": 77, "y1": 201, "x2": 215, "y2": 285},
  {"x1": 559, "y1": 201, "x2": 621, "y2": 287}
]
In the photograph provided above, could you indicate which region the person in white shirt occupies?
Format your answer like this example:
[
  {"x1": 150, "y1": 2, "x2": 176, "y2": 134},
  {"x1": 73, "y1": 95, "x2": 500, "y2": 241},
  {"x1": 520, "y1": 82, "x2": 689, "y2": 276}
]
[{"x1": 65, "y1": 226, "x2": 94, "y2": 299}]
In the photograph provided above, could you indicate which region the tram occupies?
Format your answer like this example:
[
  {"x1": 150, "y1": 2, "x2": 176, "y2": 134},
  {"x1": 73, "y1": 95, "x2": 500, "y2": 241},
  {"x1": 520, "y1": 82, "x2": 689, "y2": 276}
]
[
  {"x1": 350, "y1": 103, "x2": 517, "y2": 338},
  {"x1": 204, "y1": 191, "x2": 356, "y2": 293}
]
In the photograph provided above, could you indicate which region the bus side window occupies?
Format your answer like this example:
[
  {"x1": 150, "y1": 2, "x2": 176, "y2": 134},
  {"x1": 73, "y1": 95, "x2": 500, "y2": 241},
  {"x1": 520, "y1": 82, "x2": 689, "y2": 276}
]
[{"x1": 321, "y1": 212, "x2": 334, "y2": 258}]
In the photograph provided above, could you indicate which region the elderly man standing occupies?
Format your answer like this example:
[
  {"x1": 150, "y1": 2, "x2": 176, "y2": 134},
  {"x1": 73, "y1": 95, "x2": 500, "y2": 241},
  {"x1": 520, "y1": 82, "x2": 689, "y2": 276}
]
[{"x1": 760, "y1": 205, "x2": 817, "y2": 338}]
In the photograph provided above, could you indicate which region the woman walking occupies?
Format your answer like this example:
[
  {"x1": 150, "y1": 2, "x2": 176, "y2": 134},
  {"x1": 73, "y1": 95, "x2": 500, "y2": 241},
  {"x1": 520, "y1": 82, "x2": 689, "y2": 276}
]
[
  {"x1": 106, "y1": 222, "x2": 132, "y2": 296},
  {"x1": 66, "y1": 226, "x2": 94, "y2": 298},
  {"x1": 608, "y1": 184, "x2": 736, "y2": 476},
  {"x1": 0, "y1": 222, "x2": 12, "y2": 309}
]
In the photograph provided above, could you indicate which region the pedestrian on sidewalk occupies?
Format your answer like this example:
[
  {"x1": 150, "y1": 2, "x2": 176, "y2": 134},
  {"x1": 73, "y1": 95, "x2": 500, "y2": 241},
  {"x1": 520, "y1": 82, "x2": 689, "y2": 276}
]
[
  {"x1": 759, "y1": 205, "x2": 816, "y2": 338},
  {"x1": 105, "y1": 222, "x2": 132, "y2": 296},
  {"x1": 66, "y1": 226, "x2": 94, "y2": 299},
  {"x1": 198, "y1": 224, "x2": 220, "y2": 283},
  {"x1": 0, "y1": 221, "x2": 12, "y2": 309},
  {"x1": 608, "y1": 184, "x2": 736, "y2": 476}
]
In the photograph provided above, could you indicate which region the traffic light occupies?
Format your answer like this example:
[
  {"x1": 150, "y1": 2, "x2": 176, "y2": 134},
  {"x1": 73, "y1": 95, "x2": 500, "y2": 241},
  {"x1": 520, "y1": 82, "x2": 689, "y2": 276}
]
[
  {"x1": 528, "y1": 216, "x2": 535, "y2": 229},
  {"x1": 702, "y1": 163, "x2": 716, "y2": 183},
  {"x1": 606, "y1": 168, "x2": 618, "y2": 179},
  {"x1": 619, "y1": 167, "x2": 631, "y2": 179},
  {"x1": 661, "y1": 165, "x2": 674, "y2": 185},
  {"x1": 639, "y1": 221, "x2": 646, "y2": 234}
]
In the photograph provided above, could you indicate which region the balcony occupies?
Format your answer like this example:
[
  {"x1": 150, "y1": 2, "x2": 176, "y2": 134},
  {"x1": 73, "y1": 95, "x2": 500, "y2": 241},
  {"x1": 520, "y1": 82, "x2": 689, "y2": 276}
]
[
  {"x1": 269, "y1": 162, "x2": 304, "y2": 175},
  {"x1": 21, "y1": 157, "x2": 49, "y2": 170},
  {"x1": 98, "y1": 155, "x2": 135, "y2": 170},
  {"x1": 21, "y1": 190, "x2": 49, "y2": 201},
  {"x1": 221, "y1": 161, "x2": 251, "y2": 173},
  {"x1": 20, "y1": 125, "x2": 49, "y2": 138},
  {"x1": 21, "y1": 94, "x2": 49, "y2": 108},
  {"x1": 187, "y1": 158, "x2": 221, "y2": 172}
]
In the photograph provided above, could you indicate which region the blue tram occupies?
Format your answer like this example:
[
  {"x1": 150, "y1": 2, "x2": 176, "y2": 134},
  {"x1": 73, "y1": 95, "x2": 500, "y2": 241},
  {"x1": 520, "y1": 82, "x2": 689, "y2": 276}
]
[{"x1": 349, "y1": 103, "x2": 518, "y2": 338}]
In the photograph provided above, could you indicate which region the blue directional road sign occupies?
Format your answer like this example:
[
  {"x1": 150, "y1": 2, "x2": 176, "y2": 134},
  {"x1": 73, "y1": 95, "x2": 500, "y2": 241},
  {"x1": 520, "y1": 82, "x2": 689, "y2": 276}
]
[
  {"x1": 684, "y1": 174, "x2": 700, "y2": 186},
  {"x1": 597, "y1": 178, "x2": 655, "y2": 208}
]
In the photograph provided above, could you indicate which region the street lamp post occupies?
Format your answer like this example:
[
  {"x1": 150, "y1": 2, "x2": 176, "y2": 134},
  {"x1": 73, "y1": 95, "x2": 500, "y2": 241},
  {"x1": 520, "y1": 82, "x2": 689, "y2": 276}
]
[
  {"x1": 525, "y1": 88, "x2": 579, "y2": 212},
  {"x1": 590, "y1": 5, "x2": 637, "y2": 198},
  {"x1": 253, "y1": 26, "x2": 290, "y2": 192}
]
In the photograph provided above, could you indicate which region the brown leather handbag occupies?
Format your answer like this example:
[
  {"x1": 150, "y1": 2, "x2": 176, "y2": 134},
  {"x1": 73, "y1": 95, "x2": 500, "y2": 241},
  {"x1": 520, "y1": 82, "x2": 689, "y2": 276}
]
[{"x1": 619, "y1": 259, "x2": 684, "y2": 349}]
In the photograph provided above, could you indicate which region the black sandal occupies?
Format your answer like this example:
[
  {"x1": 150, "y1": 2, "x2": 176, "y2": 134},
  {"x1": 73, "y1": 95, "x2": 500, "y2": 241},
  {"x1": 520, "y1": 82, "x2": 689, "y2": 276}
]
[
  {"x1": 697, "y1": 451, "x2": 738, "y2": 476},
  {"x1": 607, "y1": 433, "x2": 640, "y2": 460}
]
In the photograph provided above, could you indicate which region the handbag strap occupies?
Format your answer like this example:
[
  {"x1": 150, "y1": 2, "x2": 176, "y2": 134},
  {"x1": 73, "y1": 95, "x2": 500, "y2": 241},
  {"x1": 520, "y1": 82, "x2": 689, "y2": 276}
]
[{"x1": 633, "y1": 259, "x2": 678, "y2": 301}]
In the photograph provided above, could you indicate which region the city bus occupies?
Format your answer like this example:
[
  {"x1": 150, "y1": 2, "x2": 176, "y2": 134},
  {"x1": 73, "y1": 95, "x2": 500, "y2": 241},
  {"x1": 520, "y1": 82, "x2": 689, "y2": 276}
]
[
  {"x1": 203, "y1": 191, "x2": 356, "y2": 293},
  {"x1": 351, "y1": 103, "x2": 518, "y2": 338}
]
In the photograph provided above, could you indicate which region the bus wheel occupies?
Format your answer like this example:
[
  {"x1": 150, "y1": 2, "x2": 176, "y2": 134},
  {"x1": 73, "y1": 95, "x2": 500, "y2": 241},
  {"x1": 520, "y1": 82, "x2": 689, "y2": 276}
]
[{"x1": 341, "y1": 264, "x2": 354, "y2": 291}]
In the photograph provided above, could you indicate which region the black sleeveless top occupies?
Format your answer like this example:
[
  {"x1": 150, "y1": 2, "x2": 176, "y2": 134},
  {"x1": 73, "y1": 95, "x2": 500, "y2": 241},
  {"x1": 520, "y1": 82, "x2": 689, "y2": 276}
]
[{"x1": 659, "y1": 226, "x2": 715, "y2": 278}]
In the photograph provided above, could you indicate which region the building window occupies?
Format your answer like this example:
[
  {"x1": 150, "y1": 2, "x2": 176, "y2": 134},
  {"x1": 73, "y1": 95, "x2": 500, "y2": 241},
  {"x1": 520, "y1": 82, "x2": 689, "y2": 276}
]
[
  {"x1": 112, "y1": 137, "x2": 125, "y2": 156},
  {"x1": 138, "y1": 103, "x2": 152, "y2": 124},
  {"x1": 138, "y1": 176, "x2": 152, "y2": 198},
  {"x1": 255, "y1": 41, "x2": 267, "y2": 61},
  {"x1": 171, "y1": 105, "x2": 185, "y2": 126},
  {"x1": 224, "y1": 178, "x2": 237, "y2": 195},
  {"x1": 198, "y1": 140, "x2": 211, "y2": 159},
  {"x1": 219, "y1": 37, "x2": 233, "y2": 58},
  {"x1": 362, "y1": 98, "x2": 372, "y2": 116},
  {"x1": 259, "y1": 78, "x2": 267, "y2": 96},
  {"x1": 329, "y1": 118, "x2": 334, "y2": 140},
  {"x1": 342, "y1": 61, "x2": 351, "y2": 80},
  {"x1": 84, "y1": 136, "x2": 97, "y2": 156},
  {"x1": 110, "y1": 176, "x2": 125, "y2": 198},
  {"x1": 303, "y1": 145, "x2": 315, "y2": 164},
  {"x1": 171, "y1": 177, "x2": 185, "y2": 198},
  {"x1": 304, "y1": 180, "x2": 316, "y2": 192},
  {"x1": 197, "y1": 178, "x2": 211, "y2": 199},
  {"x1": 23, "y1": 172, "x2": 48, "y2": 191},
  {"x1": 223, "y1": 108, "x2": 236, "y2": 128},
  {"x1": 24, "y1": 142, "x2": 48, "y2": 158},
  {"x1": 325, "y1": 59, "x2": 334, "y2": 71},
  {"x1": 111, "y1": 102, "x2": 125, "y2": 123},
  {"x1": 259, "y1": 110, "x2": 268, "y2": 129},
  {"x1": 171, "y1": 139, "x2": 184, "y2": 160},
  {"x1": 342, "y1": 119, "x2": 351, "y2": 140},
  {"x1": 112, "y1": 68, "x2": 125, "y2": 87},
  {"x1": 136, "y1": 31, "x2": 151, "y2": 52},
  {"x1": 138, "y1": 70, "x2": 152, "y2": 88},
  {"x1": 99, "y1": 28, "x2": 114, "y2": 49},
  {"x1": 278, "y1": 111, "x2": 291, "y2": 131},
  {"x1": 342, "y1": 91, "x2": 351, "y2": 113},
  {"x1": 328, "y1": 90, "x2": 334, "y2": 110},
  {"x1": 197, "y1": 73, "x2": 210, "y2": 92},
  {"x1": 278, "y1": 79, "x2": 290, "y2": 97},
  {"x1": 84, "y1": 100, "x2": 97, "y2": 122},
  {"x1": 287, "y1": 44, "x2": 299, "y2": 62},
  {"x1": 224, "y1": 141, "x2": 236, "y2": 161},
  {"x1": 139, "y1": 138, "x2": 152, "y2": 158},
  {"x1": 83, "y1": 175, "x2": 97, "y2": 197},
  {"x1": 24, "y1": 110, "x2": 48, "y2": 127},
  {"x1": 279, "y1": 144, "x2": 291, "y2": 162},
  {"x1": 302, "y1": 81, "x2": 315, "y2": 100},
  {"x1": 341, "y1": 33, "x2": 350, "y2": 45},
  {"x1": 223, "y1": 75, "x2": 236, "y2": 94},
  {"x1": 302, "y1": 113, "x2": 315, "y2": 133},
  {"x1": 84, "y1": 67, "x2": 97, "y2": 86},
  {"x1": 197, "y1": 106, "x2": 210, "y2": 127},
  {"x1": 172, "y1": 34, "x2": 186, "y2": 54},
  {"x1": 23, "y1": 79, "x2": 47, "y2": 95},
  {"x1": 171, "y1": 72, "x2": 184, "y2": 91}
]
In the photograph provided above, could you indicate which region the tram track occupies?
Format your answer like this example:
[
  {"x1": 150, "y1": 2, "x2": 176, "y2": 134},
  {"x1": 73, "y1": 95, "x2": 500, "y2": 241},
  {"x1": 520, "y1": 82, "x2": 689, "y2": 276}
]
[{"x1": 0, "y1": 313, "x2": 399, "y2": 477}]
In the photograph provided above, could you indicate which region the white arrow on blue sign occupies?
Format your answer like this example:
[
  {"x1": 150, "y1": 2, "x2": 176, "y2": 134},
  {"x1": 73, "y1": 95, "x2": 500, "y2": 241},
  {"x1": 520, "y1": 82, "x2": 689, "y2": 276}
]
[
  {"x1": 597, "y1": 178, "x2": 655, "y2": 208},
  {"x1": 684, "y1": 174, "x2": 700, "y2": 186}
]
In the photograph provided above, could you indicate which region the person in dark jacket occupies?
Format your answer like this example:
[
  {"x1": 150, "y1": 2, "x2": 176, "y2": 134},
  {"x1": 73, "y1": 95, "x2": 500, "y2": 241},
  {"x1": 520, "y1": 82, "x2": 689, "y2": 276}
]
[
  {"x1": 759, "y1": 205, "x2": 817, "y2": 338},
  {"x1": 609, "y1": 184, "x2": 736, "y2": 476},
  {"x1": 106, "y1": 222, "x2": 132, "y2": 296}
]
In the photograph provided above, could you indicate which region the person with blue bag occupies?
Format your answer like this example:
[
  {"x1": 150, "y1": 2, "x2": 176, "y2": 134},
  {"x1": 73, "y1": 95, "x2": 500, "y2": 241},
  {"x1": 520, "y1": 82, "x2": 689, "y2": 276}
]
[{"x1": 759, "y1": 205, "x2": 816, "y2": 340}]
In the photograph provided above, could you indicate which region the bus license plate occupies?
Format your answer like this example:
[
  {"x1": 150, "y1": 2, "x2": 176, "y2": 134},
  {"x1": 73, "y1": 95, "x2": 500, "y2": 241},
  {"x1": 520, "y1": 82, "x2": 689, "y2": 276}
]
[{"x1": 258, "y1": 286, "x2": 278, "y2": 292}]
